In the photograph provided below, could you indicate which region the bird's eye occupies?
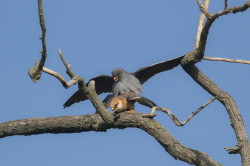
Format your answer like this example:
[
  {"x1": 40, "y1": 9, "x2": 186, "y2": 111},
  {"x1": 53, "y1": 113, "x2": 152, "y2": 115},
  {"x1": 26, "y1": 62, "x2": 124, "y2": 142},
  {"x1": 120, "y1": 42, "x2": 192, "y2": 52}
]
[
  {"x1": 114, "y1": 76, "x2": 119, "y2": 81},
  {"x1": 114, "y1": 104, "x2": 118, "y2": 108}
]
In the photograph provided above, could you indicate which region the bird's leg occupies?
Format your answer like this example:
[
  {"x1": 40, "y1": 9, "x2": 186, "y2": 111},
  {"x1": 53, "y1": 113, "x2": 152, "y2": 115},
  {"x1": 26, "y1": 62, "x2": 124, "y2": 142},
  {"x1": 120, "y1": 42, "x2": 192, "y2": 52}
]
[
  {"x1": 130, "y1": 96, "x2": 157, "y2": 108},
  {"x1": 129, "y1": 96, "x2": 157, "y2": 118}
]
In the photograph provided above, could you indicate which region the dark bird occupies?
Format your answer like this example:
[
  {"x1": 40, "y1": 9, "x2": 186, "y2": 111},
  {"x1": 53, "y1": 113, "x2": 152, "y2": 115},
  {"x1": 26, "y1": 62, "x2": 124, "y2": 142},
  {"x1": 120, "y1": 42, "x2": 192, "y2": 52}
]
[{"x1": 63, "y1": 56, "x2": 183, "y2": 108}]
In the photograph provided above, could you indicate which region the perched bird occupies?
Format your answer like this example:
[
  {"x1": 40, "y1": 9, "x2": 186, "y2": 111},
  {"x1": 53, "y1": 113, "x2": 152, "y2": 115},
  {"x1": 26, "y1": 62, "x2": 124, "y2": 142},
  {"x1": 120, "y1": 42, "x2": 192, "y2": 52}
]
[
  {"x1": 109, "y1": 96, "x2": 136, "y2": 113},
  {"x1": 63, "y1": 56, "x2": 184, "y2": 108}
]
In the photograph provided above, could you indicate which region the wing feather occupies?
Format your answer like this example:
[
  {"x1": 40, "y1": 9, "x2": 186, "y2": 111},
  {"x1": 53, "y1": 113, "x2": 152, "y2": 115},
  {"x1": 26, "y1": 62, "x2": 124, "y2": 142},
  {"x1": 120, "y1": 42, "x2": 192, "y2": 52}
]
[
  {"x1": 63, "y1": 75, "x2": 114, "y2": 108},
  {"x1": 133, "y1": 56, "x2": 184, "y2": 84}
]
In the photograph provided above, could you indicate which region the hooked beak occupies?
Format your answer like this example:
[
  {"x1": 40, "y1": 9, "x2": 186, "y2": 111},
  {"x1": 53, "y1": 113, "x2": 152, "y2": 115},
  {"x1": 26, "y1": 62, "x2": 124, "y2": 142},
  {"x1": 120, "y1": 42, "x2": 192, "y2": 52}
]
[{"x1": 113, "y1": 76, "x2": 119, "y2": 81}]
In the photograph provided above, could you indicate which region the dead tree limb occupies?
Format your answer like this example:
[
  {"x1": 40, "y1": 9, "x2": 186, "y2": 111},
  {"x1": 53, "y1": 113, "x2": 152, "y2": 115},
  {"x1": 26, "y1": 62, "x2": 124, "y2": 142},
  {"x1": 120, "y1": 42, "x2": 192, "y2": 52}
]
[
  {"x1": 143, "y1": 97, "x2": 217, "y2": 126},
  {"x1": 28, "y1": 0, "x2": 47, "y2": 82},
  {"x1": 195, "y1": 0, "x2": 210, "y2": 49},
  {"x1": 0, "y1": 114, "x2": 222, "y2": 166},
  {"x1": 181, "y1": 1, "x2": 250, "y2": 165},
  {"x1": 224, "y1": 0, "x2": 228, "y2": 10},
  {"x1": 42, "y1": 49, "x2": 115, "y2": 125},
  {"x1": 203, "y1": 57, "x2": 250, "y2": 64}
]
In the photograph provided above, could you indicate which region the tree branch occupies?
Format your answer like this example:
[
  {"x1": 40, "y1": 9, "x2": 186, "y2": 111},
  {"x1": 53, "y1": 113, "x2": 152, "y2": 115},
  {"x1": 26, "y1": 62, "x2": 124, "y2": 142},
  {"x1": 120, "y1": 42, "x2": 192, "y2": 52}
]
[
  {"x1": 28, "y1": 0, "x2": 47, "y2": 82},
  {"x1": 224, "y1": 0, "x2": 228, "y2": 10},
  {"x1": 203, "y1": 56, "x2": 250, "y2": 64},
  {"x1": 195, "y1": 1, "x2": 250, "y2": 60},
  {"x1": 42, "y1": 66, "x2": 78, "y2": 88},
  {"x1": 143, "y1": 97, "x2": 217, "y2": 126},
  {"x1": 182, "y1": 2, "x2": 250, "y2": 165},
  {"x1": 225, "y1": 145, "x2": 241, "y2": 154},
  {"x1": 0, "y1": 114, "x2": 222, "y2": 166},
  {"x1": 195, "y1": 0, "x2": 211, "y2": 49},
  {"x1": 85, "y1": 81, "x2": 115, "y2": 125},
  {"x1": 181, "y1": 64, "x2": 250, "y2": 165}
]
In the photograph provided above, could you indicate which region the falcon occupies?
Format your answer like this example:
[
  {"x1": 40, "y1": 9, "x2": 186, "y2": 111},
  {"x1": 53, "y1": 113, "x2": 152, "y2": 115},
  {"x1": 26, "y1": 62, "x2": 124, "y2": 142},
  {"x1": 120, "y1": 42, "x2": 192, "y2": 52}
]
[
  {"x1": 63, "y1": 56, "x2": 183, "y2": 108},
  {"x1": 109, "y1": 96, "x2": 136, "y2": 113}
]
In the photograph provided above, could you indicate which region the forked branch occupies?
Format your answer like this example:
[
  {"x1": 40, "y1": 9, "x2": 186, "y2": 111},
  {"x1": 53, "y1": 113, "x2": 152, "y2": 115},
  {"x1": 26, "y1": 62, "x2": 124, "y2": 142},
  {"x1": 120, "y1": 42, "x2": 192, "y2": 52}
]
[{"x1": 143, "y1": 97, "x2": 217, "y2": 126}]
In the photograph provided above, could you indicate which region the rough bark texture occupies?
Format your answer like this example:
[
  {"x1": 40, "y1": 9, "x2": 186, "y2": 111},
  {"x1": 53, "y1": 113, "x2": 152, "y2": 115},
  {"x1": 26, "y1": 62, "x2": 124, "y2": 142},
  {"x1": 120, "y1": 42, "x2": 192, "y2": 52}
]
[
  {"x1": 21, "y1": 1, "x2": 250, "y2": 166},
  {"x1": 181, "y1": 64, "x2": 250, "y2": 166},
  {"x1": 0, "y1": 113, "x2": 222, "y2": 166}
]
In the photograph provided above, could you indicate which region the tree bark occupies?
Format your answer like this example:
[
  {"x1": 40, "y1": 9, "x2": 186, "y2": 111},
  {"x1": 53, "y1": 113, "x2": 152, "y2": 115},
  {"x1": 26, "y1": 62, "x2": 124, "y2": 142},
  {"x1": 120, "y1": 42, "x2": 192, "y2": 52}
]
[{"x1": 0, "y1": 113, "x2": 222, "y2": 166}]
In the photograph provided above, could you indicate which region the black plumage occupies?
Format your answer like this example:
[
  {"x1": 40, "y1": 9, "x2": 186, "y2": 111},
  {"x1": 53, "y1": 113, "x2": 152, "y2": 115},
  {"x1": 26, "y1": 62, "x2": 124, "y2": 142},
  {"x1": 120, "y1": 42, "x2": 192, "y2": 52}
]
[{"x1": 63, "y1": 56, "x2": 183, "y2": 108}]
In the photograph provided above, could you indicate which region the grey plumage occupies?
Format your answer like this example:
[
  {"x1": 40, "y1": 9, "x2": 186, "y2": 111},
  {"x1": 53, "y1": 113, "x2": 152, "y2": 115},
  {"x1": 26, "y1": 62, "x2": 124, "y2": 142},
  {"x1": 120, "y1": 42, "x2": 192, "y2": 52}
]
[
  {"x1": 111, "y1": 68, "x2": 142, "y2": 97},
  {"x1": 63, "y1": 56, "x2": 184, "y2": 108}
]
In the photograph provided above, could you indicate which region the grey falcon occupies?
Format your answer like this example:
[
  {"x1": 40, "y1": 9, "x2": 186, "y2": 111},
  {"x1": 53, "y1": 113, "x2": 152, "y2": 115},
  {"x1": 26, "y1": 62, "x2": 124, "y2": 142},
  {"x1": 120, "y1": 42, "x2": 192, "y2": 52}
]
[{"x1": 63, "y1": 56, "x2": 184, "y2": 108}]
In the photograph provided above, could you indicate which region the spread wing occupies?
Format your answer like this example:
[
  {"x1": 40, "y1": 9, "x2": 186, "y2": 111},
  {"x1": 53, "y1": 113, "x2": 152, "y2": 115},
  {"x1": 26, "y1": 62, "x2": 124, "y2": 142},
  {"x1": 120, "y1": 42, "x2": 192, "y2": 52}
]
[
  {"x1": 133, "y1": 56, "x2": 184, "y2": 84},
  {"x1": 63, "y1": 75, "x2": 114, "y2": 108}
]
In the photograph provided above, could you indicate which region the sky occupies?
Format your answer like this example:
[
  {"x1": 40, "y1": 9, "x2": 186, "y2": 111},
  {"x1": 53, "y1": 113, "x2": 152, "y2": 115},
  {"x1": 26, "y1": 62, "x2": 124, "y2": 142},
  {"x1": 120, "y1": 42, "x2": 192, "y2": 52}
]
[{"x1": 0, "y1": 0, "x2": 249, "y2": 166}]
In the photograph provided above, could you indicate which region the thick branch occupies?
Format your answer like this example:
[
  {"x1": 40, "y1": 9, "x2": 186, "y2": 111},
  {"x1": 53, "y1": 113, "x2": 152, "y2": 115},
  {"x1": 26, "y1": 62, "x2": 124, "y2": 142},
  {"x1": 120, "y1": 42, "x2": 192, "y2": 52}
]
[
  {"x1": 0, "y1": 114, "x2": 222, "y2": 166},
  {"x1": 28, "y1": 0, "x2": 47, "y2": 82},
  {"x1": 181, "y1": 64, "x2": 250, "y2": 165},
  {"x1": 84, "y1": 80, "x2": 115, "y2": 125}
]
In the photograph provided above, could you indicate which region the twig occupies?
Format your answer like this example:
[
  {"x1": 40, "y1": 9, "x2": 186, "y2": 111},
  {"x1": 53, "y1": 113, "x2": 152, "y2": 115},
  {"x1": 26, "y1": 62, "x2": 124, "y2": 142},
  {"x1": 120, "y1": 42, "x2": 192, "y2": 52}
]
[
  {"x1": 58, "y1": 49, "x2": 75, "y2": 78},
  {"x1": 28, "y1": 0, "x2": 47, "y2": 82},
  {"x1": 42, "y1": 67, "x2": 77, "y2": 88},
  {"x1": 203, "y1": 57, "x2": 250, "y2": 64},
  {"x1": 213, "y1": 2, "x2": 250, "y2": 19},
  {"x1": 224, "y1": 0, "x2": 228, "y2": 10},
  {"x1": 41, "y1": 49, "x2": 81, "y2": 88},
  {"x1": 143, "y1": 97, "x2": 217, "y2": 126},
  {"x1": 224, "y1": 145, "x2": 241, "y2": 154},
  {"x1": 195, "y1": 0, "x2": 211, "y2": 49}
]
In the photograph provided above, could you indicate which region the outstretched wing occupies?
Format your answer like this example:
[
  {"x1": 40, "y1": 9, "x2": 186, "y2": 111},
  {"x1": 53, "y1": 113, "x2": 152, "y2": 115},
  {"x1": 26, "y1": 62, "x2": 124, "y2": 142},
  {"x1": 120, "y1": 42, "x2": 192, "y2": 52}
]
[
  {"x1": 63, "y1": 75, "x2": 114, "y2": 108},
  {"x1": 133, "y1": 56, "x2": 184, "y2": 84}
]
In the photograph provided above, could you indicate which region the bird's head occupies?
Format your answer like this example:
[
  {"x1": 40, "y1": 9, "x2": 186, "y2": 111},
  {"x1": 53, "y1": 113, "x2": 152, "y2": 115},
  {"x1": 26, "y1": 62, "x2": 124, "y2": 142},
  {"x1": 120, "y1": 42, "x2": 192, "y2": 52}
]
[
  {"x1": 111, "y1": 68, "x2": 127, "y2": 81},
  {"x1": 109, "y1": 97, "x2": 124, "y2": 112}
]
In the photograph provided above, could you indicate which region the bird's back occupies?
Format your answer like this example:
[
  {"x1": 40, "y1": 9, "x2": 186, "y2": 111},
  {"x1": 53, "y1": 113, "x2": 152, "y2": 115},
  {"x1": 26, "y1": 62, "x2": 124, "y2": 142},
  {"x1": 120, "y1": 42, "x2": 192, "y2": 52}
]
[{"x1": 112, "y1": 74, "x2": 142, "y2": 97}]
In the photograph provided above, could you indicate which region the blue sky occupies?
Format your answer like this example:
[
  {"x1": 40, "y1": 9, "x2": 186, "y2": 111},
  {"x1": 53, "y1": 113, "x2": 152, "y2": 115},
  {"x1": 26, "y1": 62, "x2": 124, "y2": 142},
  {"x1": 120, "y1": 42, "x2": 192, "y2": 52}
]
[{"x1": 0, "y1": 1, "x2": 249, "y2": 165}]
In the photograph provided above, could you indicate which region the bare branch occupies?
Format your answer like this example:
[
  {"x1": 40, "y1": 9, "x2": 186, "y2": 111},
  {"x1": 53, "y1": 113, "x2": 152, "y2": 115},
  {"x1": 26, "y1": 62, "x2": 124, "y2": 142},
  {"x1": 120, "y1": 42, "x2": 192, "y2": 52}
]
[
  {"x1": 42, "y1": 67, "x2": 77, "y2": 88},
  {"x1": 28, "y1": 0, "x2": 47, "y2": 82},
  {"x1": 203, "y1": 57, "x2": 250, "y2": 64},
  {"x1": 224, "y1": 0, "x2": 228, "y2": 10},
  {"x1": 40, "y1": 49, "x2": 81, "y2": 88},
  {"x1": 58, "y1": 49, "x2": 75, "y2": 78},
  {"x1": 143, "y1": 97, "x2": 216, "y2": 126},
  {"x1": 86, "y1": 81, "x2": 115, "y2": 125},
  {"x1": 195, "y1": 0, "x2": 211, "y2": 49},
  {"x1": 181, "y1": 64, "x2": 250, "y2": 165},
  {"x1": 225, "y1": 145, "x2": 241, "y2": 154},
  {"x1": 0, "y1": 114, "x2": 222, "y2": 166},
  {"x1": 213, "y1": 2, "x2": 250, "y2": 19},
  {"x1": 194, "y1": 1, "x2": 250, "y2": 60},
  {"x1": 196, "y1": 0, "x2": 212, "y2": 19}
]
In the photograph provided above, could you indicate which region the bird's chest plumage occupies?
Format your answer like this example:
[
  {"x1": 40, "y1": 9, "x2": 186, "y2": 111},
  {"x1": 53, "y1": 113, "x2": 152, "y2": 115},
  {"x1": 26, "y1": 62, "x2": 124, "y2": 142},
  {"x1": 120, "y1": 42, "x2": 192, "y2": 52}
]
[{"x1": 112, "y1": 75, "x2": 142, "y2": 96}]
